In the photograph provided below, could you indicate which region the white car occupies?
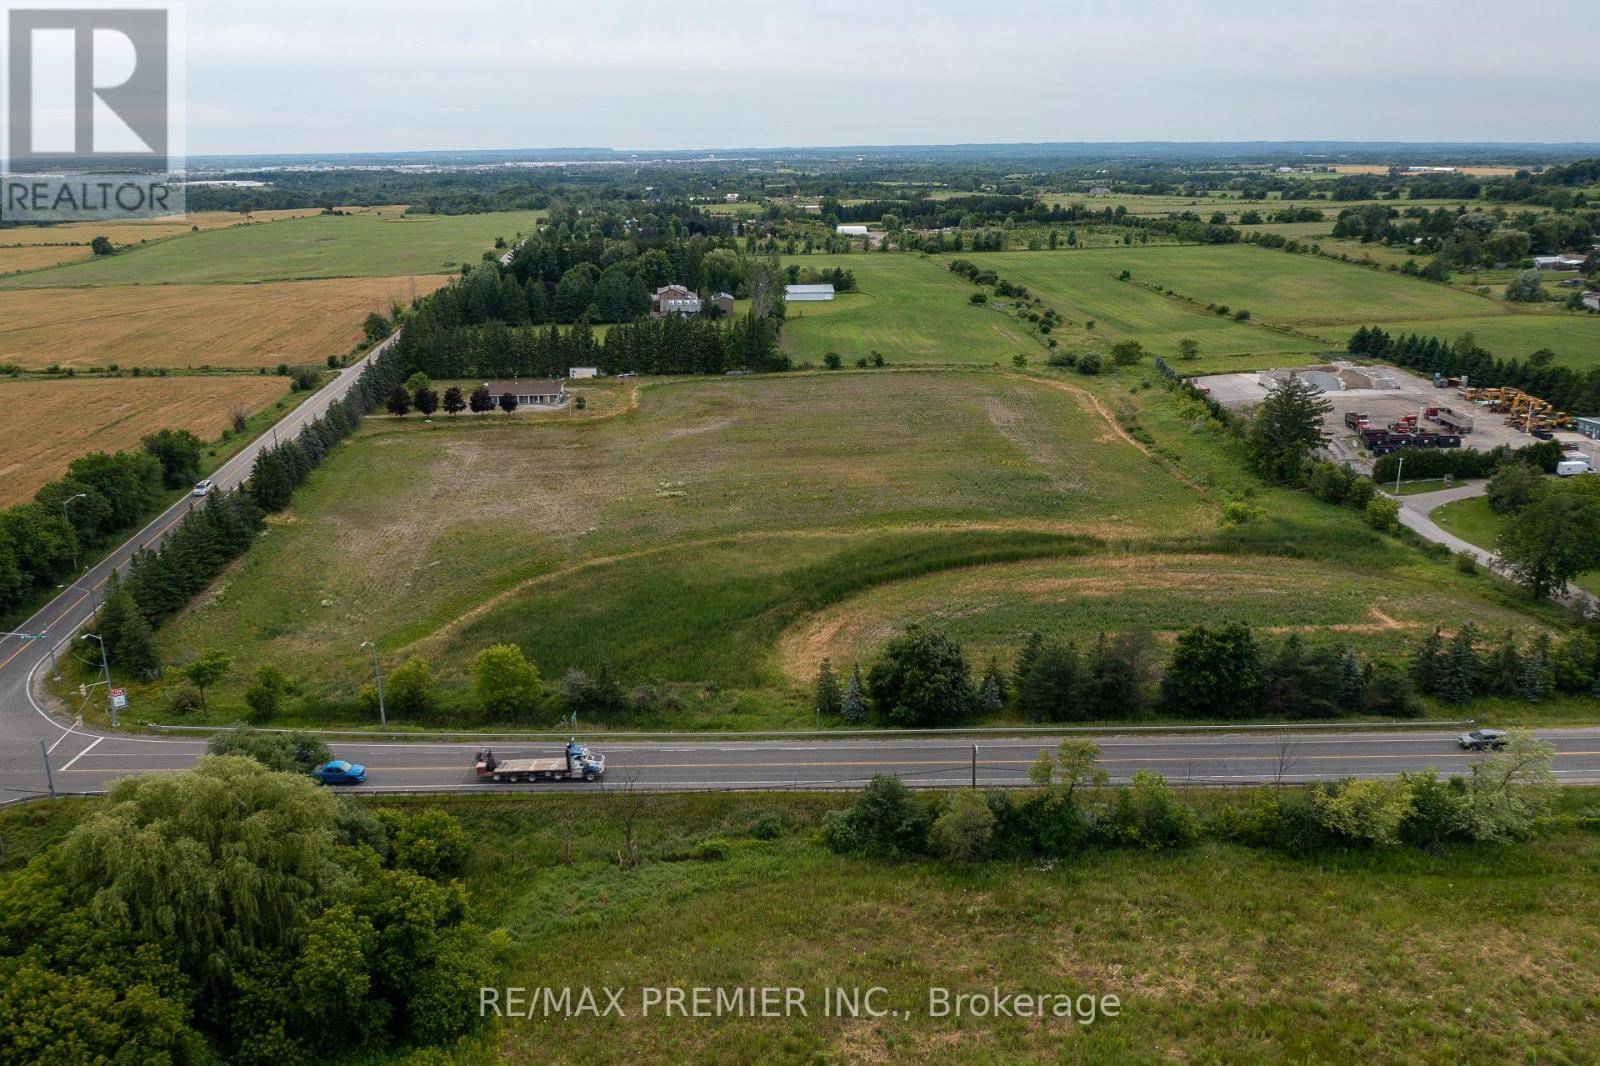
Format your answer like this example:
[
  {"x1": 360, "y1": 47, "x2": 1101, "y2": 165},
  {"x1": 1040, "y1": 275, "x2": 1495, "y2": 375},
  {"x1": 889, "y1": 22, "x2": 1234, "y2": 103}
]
[{"x1": 191, "y1": 479, "x2": 214, "y2": 497}]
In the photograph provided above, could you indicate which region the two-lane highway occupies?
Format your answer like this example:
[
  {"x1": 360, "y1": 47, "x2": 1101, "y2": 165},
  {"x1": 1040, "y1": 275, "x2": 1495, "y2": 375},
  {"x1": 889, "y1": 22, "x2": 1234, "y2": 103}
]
[
  {"x1": 0, "y1": 337, "x2": 397, "y2": 801},
  {"x1": 29, "y1": 725, "x2": 1600, "y2": 797}
]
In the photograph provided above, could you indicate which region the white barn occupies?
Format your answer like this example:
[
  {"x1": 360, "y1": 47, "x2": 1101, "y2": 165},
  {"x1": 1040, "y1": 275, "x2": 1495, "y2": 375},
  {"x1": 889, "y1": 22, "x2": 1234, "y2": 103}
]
[{"x1": 786, "y1": 284, "x2": 836, "y2": 302}]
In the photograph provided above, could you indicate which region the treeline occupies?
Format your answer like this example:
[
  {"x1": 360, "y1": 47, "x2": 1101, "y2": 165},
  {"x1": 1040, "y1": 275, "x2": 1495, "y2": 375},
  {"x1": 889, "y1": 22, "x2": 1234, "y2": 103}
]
[
  {"x1": 811, "y1": 622, "x2": 1423, "y2": 731},
  {"x1": 1349, "y1": 326, "x2": 1600, "y2": 415},
  {"x1": 824, "y1": 731, "x2": 1555, "y2": 867},
  {"x1": 1330, "y1": 203, "x2": 1598, "y2": 269},
  {"x1": 1370, "y1": 439, "x2": 1562, "y2": 483},
  {"x1": 90, "y1": 341, "x2": 407, "y2": 675},
  {"x1": 396, "y1": 311, "x2": 786, "y2": 380},
  {"x1": 0, "y1": 430, "x2": 209, "y2": 618}
]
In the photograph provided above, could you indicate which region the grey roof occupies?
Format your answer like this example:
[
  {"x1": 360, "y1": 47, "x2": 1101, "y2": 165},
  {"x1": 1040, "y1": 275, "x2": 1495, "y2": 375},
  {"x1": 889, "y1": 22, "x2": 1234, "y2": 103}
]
[
  {"x1": 478, "y1": 379, "x2": 565, "y2": 394},
  {"x1": 785, "y1": 284, "x2": 835, "y2": 294}
]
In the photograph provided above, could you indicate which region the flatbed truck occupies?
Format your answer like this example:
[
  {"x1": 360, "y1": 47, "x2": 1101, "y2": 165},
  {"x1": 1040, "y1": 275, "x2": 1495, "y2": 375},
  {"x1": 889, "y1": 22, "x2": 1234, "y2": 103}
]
[{"x1": 475, "y1": 741, "x2": 606, "y2": 782}]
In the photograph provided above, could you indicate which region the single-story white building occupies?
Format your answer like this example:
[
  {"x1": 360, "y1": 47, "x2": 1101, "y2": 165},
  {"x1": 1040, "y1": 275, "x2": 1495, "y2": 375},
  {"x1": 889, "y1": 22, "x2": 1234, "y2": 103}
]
[
  {"x1": 569, "y1": 366, "x2": 599, "y2": 379},
  {"x1": 785, "y1": 284, "x2": 835, "y2": 302},
  {"x1": 1584, "y1": 292, "x2": 1600, "y2": 311},
  {"x1": 835, "y1": 224, "x2": 869, "y2": 236},
  {"x1": 1533, "y1": 254, "x2": 1587, "y2": 270},
  {"x1": 480, "y1": 379, "x2": 567, "y2": 406}
]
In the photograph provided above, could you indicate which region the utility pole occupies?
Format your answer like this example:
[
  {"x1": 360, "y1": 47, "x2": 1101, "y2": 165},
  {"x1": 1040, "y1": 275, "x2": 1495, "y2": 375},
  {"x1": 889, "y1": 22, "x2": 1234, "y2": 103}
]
[
  {"x1": 360, "y1": 641, "x2": 388, "y2": 730},
  {"x1": 1393, "y1": 454, "x2": 1404, "y2": 495},
  {"x1": 971, "y1": 744, "x2": 978, "y2": 788},
  {"x1": 81, "y1": 633, "x2": 114, "y2": 726},
  {"x1": 62, "y1": 492, "x2": 87, "y2": 571},
  {"x1": 39, "y1": 739, "x2": 55, "y2": 799}
]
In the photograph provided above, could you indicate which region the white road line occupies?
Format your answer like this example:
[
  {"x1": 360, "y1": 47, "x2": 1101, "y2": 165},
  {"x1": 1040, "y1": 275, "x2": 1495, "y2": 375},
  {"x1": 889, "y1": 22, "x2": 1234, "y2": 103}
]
[{"x1": 59, "y1": 736, "x2": 102, "y2": 771}]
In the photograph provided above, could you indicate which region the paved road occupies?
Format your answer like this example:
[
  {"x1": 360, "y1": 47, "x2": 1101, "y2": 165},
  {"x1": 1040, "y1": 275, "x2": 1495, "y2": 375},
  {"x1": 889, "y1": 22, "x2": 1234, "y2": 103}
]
[
  {"x1": 0, "y1": 338, "x2": 396, "y2": 801},
  {"x1": 20, "y1": 725, "x2": 1600, "y2": 797},
  {"x1": 1394, "y1": 479, "x2": 1597, "y2": 612}
]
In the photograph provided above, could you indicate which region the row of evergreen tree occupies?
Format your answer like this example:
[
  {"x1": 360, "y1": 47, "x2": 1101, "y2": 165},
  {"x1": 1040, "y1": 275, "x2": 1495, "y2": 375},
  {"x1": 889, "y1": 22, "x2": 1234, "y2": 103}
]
[
  {"x1": 393, "y1": 289, "x2": 786, "y2": 379},
  {"x1": 91, "y1": 339, "x2": 407, "y2": 675},
  {"x1": 1349, "y1": 325, "x2": 1600, "y2": 416}
]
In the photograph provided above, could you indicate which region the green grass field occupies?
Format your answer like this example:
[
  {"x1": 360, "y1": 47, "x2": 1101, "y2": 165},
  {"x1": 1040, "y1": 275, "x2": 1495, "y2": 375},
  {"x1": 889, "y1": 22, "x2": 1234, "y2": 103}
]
[
  {"x1": 0, "y1": 210, "x2": 542, "y2": 286},
  {"x1": 781, "y1": 255, "x2": 1034, "y2": 365},
  {"x1": 1358, "y1": 313, "x2": 1600, "y2": 369},
  {"x1": 422, "y1": 789, "x2": 1600, "y2": 1065},
  {"x1": 142, "y1": 370, "x2": 1214, "y2": 726}
]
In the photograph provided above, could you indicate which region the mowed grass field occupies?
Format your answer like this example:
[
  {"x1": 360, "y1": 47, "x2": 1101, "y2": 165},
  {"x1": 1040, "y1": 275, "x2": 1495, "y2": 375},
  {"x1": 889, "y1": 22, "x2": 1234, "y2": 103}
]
[
  {"x1": 974, "y1": 251, "x2": 1319, "y2": 365},
  {"x1": 432, "y1": 790, "x2": 1600, "y2": 1065},
  {"x1": 0, "y1": 275, "x2": 451, "y2": 370},
  {"x1": 0, "y1": 375, "x2": 292, "y2": 504},
  {"x1": 150, "y1": 370, "x2": 1214, "y2": 720},
  {"x1": 781, "y1": 255, "x2": 1034, "y2": 365},
  {"x1": 775, "y1": 550, "x2": 1551, "y2": 682},
  {"x1": 0, "y1": 209, "x2": 543, "y2": 286}
]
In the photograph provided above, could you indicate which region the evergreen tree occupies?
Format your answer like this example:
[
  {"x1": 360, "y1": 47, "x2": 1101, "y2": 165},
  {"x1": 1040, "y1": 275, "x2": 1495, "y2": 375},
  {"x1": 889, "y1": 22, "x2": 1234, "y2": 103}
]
[
  {"x1": 97, "y1": 576, "x2": 159, "y2": 678},
  {"x1": 1336, "y1": 648, "x2": 1366, "y2": 712},
  {"x1": 1483, "y1": 630, "x2": 1523, "y2": 696},
  {"x1": 814, "y1": 658, "x2": 842, "y2": 719},
  {"x1": 1437, "y1": 625, "x2": 1481, "y2": 704},
  {"x1": 840, "y1": 666, "x2": 867, "y2": 724},
  {"x1": 1246, "y1": 373, "x2": 1333, "y2": 483},
  {"x1": 1016, "y1": 639, "x2": 1080, "y2": 722},
  {"x1": 1410, "y1": 628, "x2": 1445, "y2": 695},
  {"x1": 1518, "y1": 634, "x2": 1551, "y2": 702},
  {"x1": 1013, "y1": 631, "x2": 1045, "y2": 693}
]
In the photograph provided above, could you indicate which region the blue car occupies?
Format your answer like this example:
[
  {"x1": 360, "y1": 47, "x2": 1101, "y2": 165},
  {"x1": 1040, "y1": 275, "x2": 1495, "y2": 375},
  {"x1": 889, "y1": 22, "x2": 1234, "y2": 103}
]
[{"x1": 313, "y1": 759, "x2": 367, "y2": 785}]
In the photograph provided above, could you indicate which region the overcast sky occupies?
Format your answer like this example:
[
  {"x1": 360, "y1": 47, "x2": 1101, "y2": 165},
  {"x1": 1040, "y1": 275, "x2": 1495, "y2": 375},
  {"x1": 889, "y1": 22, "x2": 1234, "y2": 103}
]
[{"x1": 181, "y1": 0, "x2": 1598, "y2": 155}]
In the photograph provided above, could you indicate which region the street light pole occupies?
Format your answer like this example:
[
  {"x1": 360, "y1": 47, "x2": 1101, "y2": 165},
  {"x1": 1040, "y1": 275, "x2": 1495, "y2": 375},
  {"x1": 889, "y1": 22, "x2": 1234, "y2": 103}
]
[
  {"x1": 62, "y1": 492, "x2": 87, "y2": 571},
  {"x1": 360, "y1": 641, "x2": 387, "y2": 730},
  {"x1": 80, "y1": 633, "x2": 114, "y2": 726},
  {"x1": 1393, "y1": 455, "x2": 1404, "y2": 495}
]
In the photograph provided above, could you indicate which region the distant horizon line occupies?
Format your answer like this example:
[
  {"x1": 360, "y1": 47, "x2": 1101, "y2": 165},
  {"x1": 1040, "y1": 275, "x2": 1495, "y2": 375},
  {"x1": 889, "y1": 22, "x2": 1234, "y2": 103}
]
[{"x1": 173, "y1": 139, "x2": 1600, "y2": 163}]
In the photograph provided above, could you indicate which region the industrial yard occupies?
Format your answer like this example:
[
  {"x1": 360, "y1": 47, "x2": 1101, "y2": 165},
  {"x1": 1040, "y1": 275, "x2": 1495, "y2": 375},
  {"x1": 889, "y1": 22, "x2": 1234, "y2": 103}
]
[{"x1": 1195, "y1": 363, "x2": 1598, "y2": 469}]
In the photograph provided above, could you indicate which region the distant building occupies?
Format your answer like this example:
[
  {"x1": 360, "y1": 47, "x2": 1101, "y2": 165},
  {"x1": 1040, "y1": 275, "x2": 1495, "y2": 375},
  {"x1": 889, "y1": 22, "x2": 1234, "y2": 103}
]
[
  {"x1": 836, "y1": 224, "x2": 869, "y2": 236},
  {"x1": 710, "y1": 292, "x2": 735, "y2": 316},
  {"x1": 1089, "y1": 186, "x2": 1113, "y2": 196},
  {"x1": 652, "y1": 284, "x2": 701, "y2": 316},
  {"x1": 785, "y1": 284, "x2": 835, "y2": 302},
  {"x1": 723, "y1": 193, "x2": 740, "y2": 202},
  {"x1": 479, "y1": 379, "x2": 567, "y2": 406},
  {"x1": 569, "y1": 366, "x2": 599, "y2": 379},
  {"x1": 1532, "y1": 254, "x2": 1587, "y2": 270},
  {"x1": 1584, "y1": 292, "x2": 1600, "y2": 311}
]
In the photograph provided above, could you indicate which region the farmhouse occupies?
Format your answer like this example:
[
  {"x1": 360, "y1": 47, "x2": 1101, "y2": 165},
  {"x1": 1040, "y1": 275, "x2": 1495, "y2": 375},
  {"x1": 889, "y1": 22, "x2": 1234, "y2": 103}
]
[
  {"x1": 480, "y1": 379, "x2": 566, "y2": 406},
  {"x1": 785, "y1": 283, "x2": 835, "y2": 302},
  {"x1": 568, "y1": 366, "x2": 599, "y2": 379},
  {"x1": 710, "y1": 292, "x2": 735, "y2": 315},
  {"x1": 652, "y1": 284, "x2": 701, "y2": 316}
]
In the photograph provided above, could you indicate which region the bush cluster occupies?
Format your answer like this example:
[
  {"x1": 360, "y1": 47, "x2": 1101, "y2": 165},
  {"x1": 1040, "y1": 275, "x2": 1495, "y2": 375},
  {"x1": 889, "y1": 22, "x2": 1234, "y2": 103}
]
[{"x1": 826, "y1": 734, "x2": 1554, "y2": 867}]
